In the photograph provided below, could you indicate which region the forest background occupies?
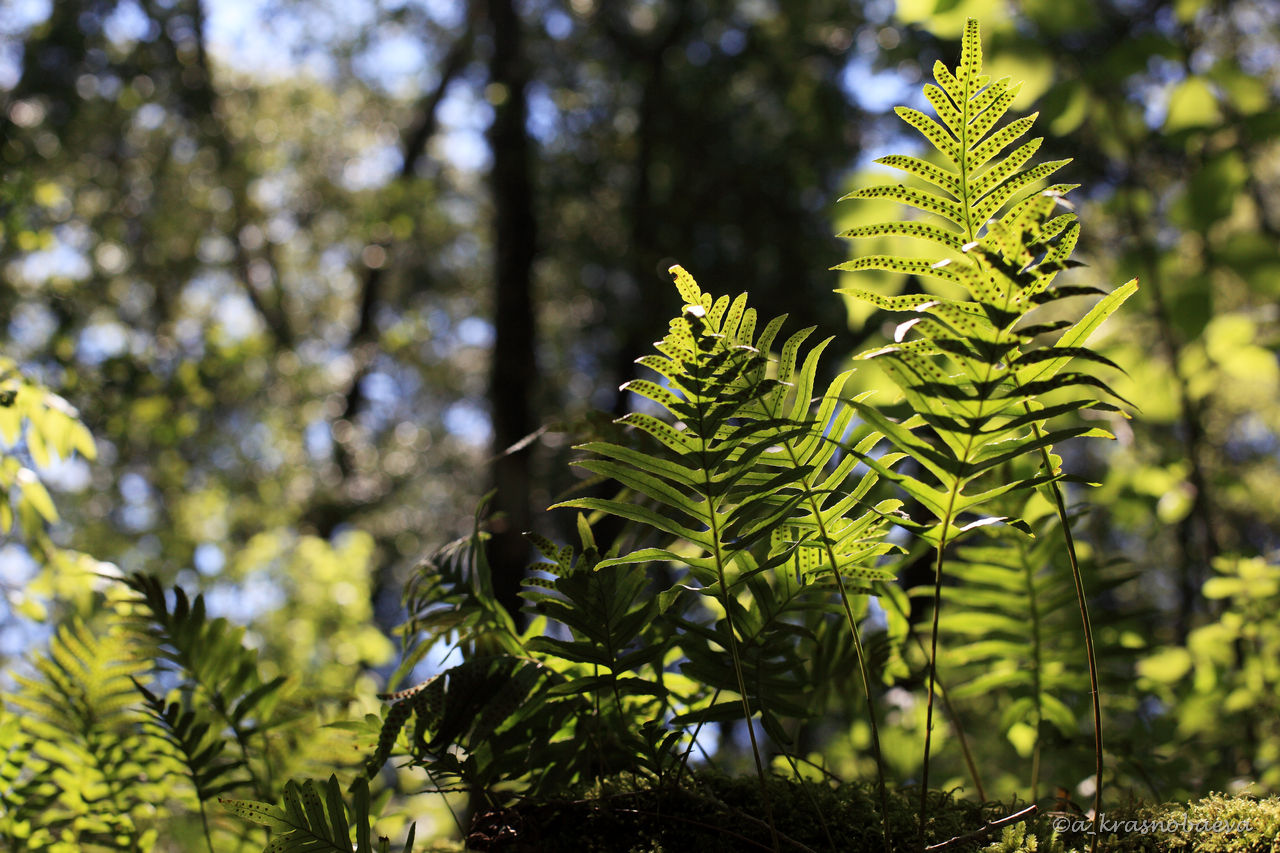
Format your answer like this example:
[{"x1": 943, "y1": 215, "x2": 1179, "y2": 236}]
[{"x1": 1, "y1": 0, "x2": 1278, "y2": 846}]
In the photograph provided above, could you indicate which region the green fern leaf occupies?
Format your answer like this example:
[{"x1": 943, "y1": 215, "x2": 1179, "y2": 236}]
[
  {"x1": 835, "y1": 20, "x2": 1136, "y2": 833},
  {"x1": 221, "y1": 774, "x2": 384, "y2": 853},
  {"x1": 4, "y1": 616, "x2": 162, "y2": 849},
  {"x1": 132, "y1": 679, "x2": 248, "y2": 800}
]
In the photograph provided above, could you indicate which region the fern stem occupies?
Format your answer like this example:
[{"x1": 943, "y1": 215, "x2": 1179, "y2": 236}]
[
  {"x1": 879, "y1": 580, "x2": 987, "y2": 801},
  {"x1": 198, "y1": 799, "x2": 216, "y2": 853},
  {"x1": 833, "y1": 585, "x2": 893, "y2": 853},
  {"x1": 424, "y1": 766, "x2": 468, "y2": 839},
  {"x1": 1018, "y1": 532, "x2": 1045, "y2": 804},
  {"x1": 1032, "y1": 432, "x2": 1103, "y2": 852},
  {"x1": 674, "y1": 687, "x2": 722, "y2": 789},
  {"x1": 706, "y1": 518, "x2": 779, "y2": 852},
  {"x1": 696, "y1": 440, "x2": 779, "y2": 852},
  {"x1": 769, "y1": 401, "x2": 892, "y2": 852},
  {"x1": 920, "y1": 487, "x2": 960, "y2": 850}
]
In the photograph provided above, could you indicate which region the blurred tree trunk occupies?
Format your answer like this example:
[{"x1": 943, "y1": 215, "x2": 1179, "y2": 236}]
[{"x1": 486, "y1": 0, "x2": 537, "y2": 628}]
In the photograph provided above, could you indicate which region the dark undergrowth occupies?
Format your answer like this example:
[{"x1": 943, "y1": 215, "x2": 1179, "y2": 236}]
[{"x1": 451, "y1": 775, "x2": 1280, "y2": 853}]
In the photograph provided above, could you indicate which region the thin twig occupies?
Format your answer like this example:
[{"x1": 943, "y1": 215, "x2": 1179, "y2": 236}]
[{"x1": 924, "y1": 804, "x2": 1038, "y2": 852}]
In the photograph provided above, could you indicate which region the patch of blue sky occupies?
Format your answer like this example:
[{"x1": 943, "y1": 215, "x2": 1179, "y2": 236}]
[
  {"x1": 526, "y1": 81, "x2": 559, "y2": 143},
  {"x1": 206, "y1": 0, "x2": 342, "y2": 81},
  {"x1": 456, "y1": 316, "x2": 495, "y2": 348},
  {"x1": 120, "y1": 471, "x2": 150, "y2": 504},
  {"x1": 359, "y1": 370, "x2": 401, "y2": 411},
  {"x1": 8, "y1": 301, "x2": 57, "y2": 353},
  {"x1": 0, "y1": 0, "x2": 49, "y2": 89},
  {"x1": 842, "y1": 55, "x2": 915, "y2": 115},
  {"x1": 41, "y1": 455, "x2": 92, "y2": 493},
  {"x1": 213, "y1": 291, "x2": 262, "y2": 340},
  {"x1": 352, "y1": 30, "x2": 429, "y2": 96},
  {"x1": 544, "y1": 8, "x2": 572, "y2": 40},
  {"x1": 203, "y1": 574, "x2": 286, "y2": 623},
  {"x1": 77, "y1": 321, "x2": 130, "y2": 365},
  {"x1": 194, "y1": 542, "x2": 226, "y2": 576},
  {"x1": 442, "y1": 400, "x2": 491, "y2": 446},
  {"x1": 0, "y1": 544, "x2": 38, "y2": 587},
  {"x1": 340, "y1": 142, "x2": 403, "y2": 191},
  {"x1": 15, "y1": 241, "x2": 92, "y2": 288},
  {"x1": 305, "y1": 419, "x2": 334, "y2": 460},
  {"x1": 102, "y1": 0, "x2": 154, "y2": 47}
]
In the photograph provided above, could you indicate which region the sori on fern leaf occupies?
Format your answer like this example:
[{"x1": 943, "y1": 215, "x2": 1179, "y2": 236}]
[
  {"x1": 834, "y1": 17, "x2": 1135, "y2": 847},
  {"x1": 351, "y1": 18, "x2": 1137, "y2": 853}
]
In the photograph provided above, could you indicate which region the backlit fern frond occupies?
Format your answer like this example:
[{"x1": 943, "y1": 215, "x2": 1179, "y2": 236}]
[
  {"x1": 924, "y1": 504, "x2": 1142, "y2": 801},
  {"x1": 553, "y1": 265, "x2": 818, "y2": 791},
  {"x1": 551, "y1": 266, "x2": 918, "y2": 847},
  {"x1": 3, "y1": 616, "x2": 163, "y2": 850},
  {"x1": 835, "y1": 21, "x2": 1135, "y2": 543},
  {"x1": 133, "y1": 678, "x2": 248, "y2": 805},
  {"x1": 835, "y1": 20, "x2": 1136, "y2": 840}
]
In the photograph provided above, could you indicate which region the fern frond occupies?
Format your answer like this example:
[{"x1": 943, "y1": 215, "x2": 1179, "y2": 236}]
[
  {"x1": 835, "y1": 17, "x2": 1136, "y2": 553},
  {"x1": 835, "y1": 20, "x2": 1135, "y2": 844},
  {"x1": 221, "y1": 774, "x2": 387, "y2": 853},
  {"x1": 555, "y1": 265, "x2": 911, "y2": 848},
  {"x1": 365, "y1": 654, "x2": 572, "y2": 797},
  {"x1": 396, "y1": 496, "x2": 526, "y2": 692},
  {"x1": 121, "y1": 573, "x2": 291, "y2": 805},
  {"x1": 523, "y1": 524, "x2": 669, "y2": 700},
  {"x1": 133, "y1": 679, "x2": 248, "y2": 801},
  {"x1": 0, "y1": 705, "x2": 61, "y2": 841},
  {"x1": 3, "y1": 616, "x2": 163, "y2": 849}
]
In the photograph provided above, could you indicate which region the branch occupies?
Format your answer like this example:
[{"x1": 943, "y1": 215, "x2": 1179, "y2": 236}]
[
  {"x1": 172, "y1": 0, "x2": 295, "y2": 348},
  {"x1": 338, "y1": 8, "x2": 478, "y2": 428},
  {"x1": 924, "y1": 804, "x2": 1038, "y2": 852}
]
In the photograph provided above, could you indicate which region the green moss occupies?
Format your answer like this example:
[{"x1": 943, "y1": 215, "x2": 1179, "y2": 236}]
[
  {"x1": 462, "y1": 779, "x2": 1280, "y2": 853},
  {"x1": 469, "y1": 773, "x2": 998, "y2": 852},
  {"x1": 1047, "y1": 793, "x2": 1280, "y2": 853}
]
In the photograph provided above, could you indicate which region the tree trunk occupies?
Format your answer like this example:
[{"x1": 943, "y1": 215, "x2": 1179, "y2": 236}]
[{"x1": 486, "y1": 0, "x2": 537, "y2": 628}]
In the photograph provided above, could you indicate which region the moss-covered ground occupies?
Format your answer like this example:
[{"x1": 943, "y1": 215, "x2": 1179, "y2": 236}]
[{"x1": 444, "y1": 775, "x2": 1280, "y2": 852}]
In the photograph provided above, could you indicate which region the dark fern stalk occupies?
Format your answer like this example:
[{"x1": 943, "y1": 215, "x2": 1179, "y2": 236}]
[{"x1": 834, "y1": 19, "x2": 1135, "y2": 846}]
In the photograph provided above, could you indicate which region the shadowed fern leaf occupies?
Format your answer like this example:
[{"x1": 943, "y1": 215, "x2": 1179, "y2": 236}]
[
  {"x1": 398, "y1": 496, "x2": 527, "y2": 682},
  {"x1": 221, "y1": 774, "x2": 413, "y2": 853},
  {"x1": 554, "y1": 266, "x2": 813, "y2": 822},
  {"x1": 365, "y1": 654, "x2": 571, "y2": 797}
]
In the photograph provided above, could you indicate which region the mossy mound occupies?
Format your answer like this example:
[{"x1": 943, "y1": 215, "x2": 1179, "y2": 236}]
[
  {"x1": 456, "y1": 775, "x2": 1280, "y2": 853},
  {"x1": 465, "y1": 773, "x2": 996, "y2": 852},
  {"x1": 1050, "y1": 793, "x2": 1280, "y2": 852}
]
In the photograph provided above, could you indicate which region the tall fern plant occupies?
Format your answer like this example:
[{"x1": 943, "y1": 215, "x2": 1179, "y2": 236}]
[
  {"x1": 835, "y1": 19, "x2": 1136, "y2": 846},
  {"x1": 552, "y1": 267, "x2": 908, "y2": 850}
]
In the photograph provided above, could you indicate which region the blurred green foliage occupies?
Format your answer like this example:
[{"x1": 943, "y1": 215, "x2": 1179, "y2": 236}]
[{"x1": 0, "y1": 0, "x2": 1278, "y2": 848}]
